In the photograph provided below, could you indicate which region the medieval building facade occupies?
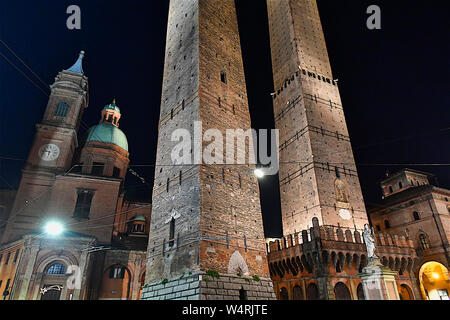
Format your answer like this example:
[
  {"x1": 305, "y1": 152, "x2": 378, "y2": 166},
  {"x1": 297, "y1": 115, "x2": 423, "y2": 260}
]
[{"x1": 264, "y1": 0, "x2": 449, "y2": 301}]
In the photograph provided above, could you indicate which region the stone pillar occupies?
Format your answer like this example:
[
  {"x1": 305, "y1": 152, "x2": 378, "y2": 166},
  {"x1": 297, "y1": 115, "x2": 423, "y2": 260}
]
[
  {"x1": 72, "y1": 249, "x2": 89, "y2": 300},
  {"x1": 349, "y1": 279, "x2": 358, "y2": 300},
  {"x1": 301, "y1": 279, "x2": 307, "y2": 300},
  {"x1": 358, "y1": 259, "x2": 400, "y2": 300},
  {"x1": 18, "y1": 242, "x2": 40, "y2": 300}
]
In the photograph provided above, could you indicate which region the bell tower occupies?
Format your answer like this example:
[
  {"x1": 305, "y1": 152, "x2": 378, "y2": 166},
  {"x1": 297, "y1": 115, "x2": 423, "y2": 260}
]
[
  {"x1": 266, "y1": 0, "x2": 369, "y2": 235},
  {"x1": 1, "y1": 52, "x2": 89, "y2": 244},
  {"x1": 26, "y1": 51, "x2": 88, "y2": 172},
  {"x1": 141, "y1": 0, "x2": 275, "y2": 300}
]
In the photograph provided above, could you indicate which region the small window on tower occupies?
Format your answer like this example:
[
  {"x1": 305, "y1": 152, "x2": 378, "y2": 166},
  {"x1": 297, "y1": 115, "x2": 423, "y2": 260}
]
[
  {"x1": 91, "y1": 162, "x2": 105, "y2": 176},
  {"x1": 73, "y1": 189, "x2": 94, "y2": 220},
  {"x1": 54, "y1": 102, "x2": 70, "y2": 118},
  {"x1": 169, "y1": 218, "x2": 175, "y2": 247},
  {"x1": 220, "y1": 71, "x2": 227, "y2": 84},
  {"x1": 113, "y1": 167, "x2": 121, "y2": 178}
]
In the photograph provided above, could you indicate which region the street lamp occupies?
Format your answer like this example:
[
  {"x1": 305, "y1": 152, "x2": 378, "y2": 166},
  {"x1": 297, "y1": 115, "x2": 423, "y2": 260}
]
[{"x1": 44, "y1": 221, "x2": 65, "y2": 236}]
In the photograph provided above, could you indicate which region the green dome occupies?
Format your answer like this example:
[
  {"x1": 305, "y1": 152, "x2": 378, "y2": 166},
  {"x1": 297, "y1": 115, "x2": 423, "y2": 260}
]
[{"x1": 86, "y1": 123, "x2": 128, "y2": 152}]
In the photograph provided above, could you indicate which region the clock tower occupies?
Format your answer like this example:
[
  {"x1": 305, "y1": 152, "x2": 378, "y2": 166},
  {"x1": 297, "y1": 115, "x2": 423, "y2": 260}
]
[
  {"x1": 1, "y1": 52, "x2": 89, "y2": 244},
  {"x1": 27, "y1": 51, "x2": 89, "y2": 172}
]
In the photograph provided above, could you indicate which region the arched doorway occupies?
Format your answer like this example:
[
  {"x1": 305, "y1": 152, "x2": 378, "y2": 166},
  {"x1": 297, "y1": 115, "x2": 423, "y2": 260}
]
[
  {"x1": 399, "y1": 284, "x2": 413, "y2": 300},
  {"x1": 39, "y1": 262, "x2": 68, "y2": 301},
  {"x1": 138, "y1": 272, "x2": 146, "y2": 300},
  {"x1": 292, "y1": 285, "x2": 304, "y2": 300},
  {"x1": 306, "y1": 283, "x2": 319, "y2": 300},
  {"x1": 419, "y1": 261, "x2": 450, "y2": 300},
  {"x1": 99, "y1": 265, "x2": 131, "y2": 300},
  {"x1": 357, "y1": 283, "x2": 365, "y2": 300},
  {"x1": 279, "y1": 287, "x2": 289, "y2": 300},
  {"x1": 334, "y1": 282, "x2": 351, "y2": 300}
]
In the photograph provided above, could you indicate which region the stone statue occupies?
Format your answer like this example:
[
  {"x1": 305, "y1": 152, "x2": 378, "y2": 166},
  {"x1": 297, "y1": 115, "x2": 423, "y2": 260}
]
[
  {"x1": 363, "y1": 224, "x2": 379, "y2": 262},
  {"x1": 335, "y1": 179, "x2": 349, "y2": 203}
]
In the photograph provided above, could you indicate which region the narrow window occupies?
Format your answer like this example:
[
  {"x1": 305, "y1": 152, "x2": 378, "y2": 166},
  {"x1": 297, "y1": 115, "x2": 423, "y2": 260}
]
[
  {"x1": 73, "y1": 190, "x2": 94, "y2": 219},
  {"x1": 13, "y1": 249, "x2": 20, "y2": 264},
  {"x1": 399, "y1": 182, "x2": 403, "y2": 189},
  {"x1": 220, "y1": 71, "x2": 227, "y2": 84},
  {"x1": 5, "y1": 252, "x2": 11, "y2": 265},
  {"x1": 169, "y1": 218, "x2": 175, "y2": 247},
  {"x1": 166, "y1": 178, "x2": 170, "y2": 192},
  {"x1": 384, "y1": 220, "x2": 390, "y2": 229},
  {"x1": 389, "y1": 186, "x2": 393, "y2": 193},
  {"x1": 419, "y1": 234, "x2": 430, "y2": 250},
  {"x1": 5, "y1": 279, "x2": 11, "y2": 291},
  {"x1": 54, "y1": 102, "x2": 70, "y2": 118},
  {"x1": 413, "y1": 211, "x2": 420, "y2": 221},
  {"x1": 182, "y1": 99, "x2": 185, "y2": 110},
  {"x1": 376, "y1": 225, "x2": 381, "y2": 232}
]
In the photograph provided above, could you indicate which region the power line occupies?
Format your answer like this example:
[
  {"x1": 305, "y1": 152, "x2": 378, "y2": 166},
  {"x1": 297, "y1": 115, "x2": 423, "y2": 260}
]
[
  {"x1": 0, "y1": 39, "x2": 50, "y2": 90},
  {"x1": 0, "y1": 51, "x2": 49, "y2": 97}
]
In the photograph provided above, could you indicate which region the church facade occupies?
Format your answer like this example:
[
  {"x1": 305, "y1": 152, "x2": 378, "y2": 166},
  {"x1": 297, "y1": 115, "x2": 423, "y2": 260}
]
[{"x1": 0, "y1": 53, "x2": 151, "y2": 300}]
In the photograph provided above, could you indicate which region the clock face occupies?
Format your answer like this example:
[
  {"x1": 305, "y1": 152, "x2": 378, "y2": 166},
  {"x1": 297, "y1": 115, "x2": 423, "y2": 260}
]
[{"x1": 38, "y1": 144, "x2": 60, "y2": 161}]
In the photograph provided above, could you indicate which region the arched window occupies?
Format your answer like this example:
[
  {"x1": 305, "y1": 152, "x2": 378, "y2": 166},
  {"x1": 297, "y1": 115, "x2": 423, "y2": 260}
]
[
  {"x1": 357, "y1": 283, "x2": 365, "y2": 300},
  {"x1": 419, "y1": 234, "x2": 430, "y2": 250},
  {"x1": 384, "y1": 220, "x2": 390, "y2": 229},
  {"x1": 413, "y1": 211, "x2": 420, "y2": 221},
  {"x1": 47, "y1": 263, "x2": 66, "y2": 275},
  {"x1": 169, "y1": 218, "x2": 175, "y2": 247},
  {"x1": 54, "y1": 102, "x2": 69, "y2": 118},
  {"x1": 399, "y1": 182, "x2": 403, "y2": 189},
  {"x1": 292, "y1": 286, "x2": 304, "y2": 300},
  {"x1": 334, "y1": 282, "x2": 352, "y2": 300},
  {"x1": 389, "y1": 186, "x2": 393, "y2": 193},
  {"x1": 306, "y1": 283, "x2": 320, "y2": 300},
  {"x1": 279, "y1": 287, "x2": 289, "y2": 300}
]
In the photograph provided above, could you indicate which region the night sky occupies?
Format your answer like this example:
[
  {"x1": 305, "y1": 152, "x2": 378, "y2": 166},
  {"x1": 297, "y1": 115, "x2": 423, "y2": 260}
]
[{"x1": 0, "y1": 1, "x2": 449, "y2": 238}]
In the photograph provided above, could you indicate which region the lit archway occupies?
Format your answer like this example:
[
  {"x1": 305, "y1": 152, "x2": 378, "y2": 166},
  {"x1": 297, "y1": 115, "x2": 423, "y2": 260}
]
[
  {"x1": 419, "y1": 261, "x2": 450, "y2": 300},
  {"x1": 399, "y1": 284, "x2": 413, "y2": 300}
]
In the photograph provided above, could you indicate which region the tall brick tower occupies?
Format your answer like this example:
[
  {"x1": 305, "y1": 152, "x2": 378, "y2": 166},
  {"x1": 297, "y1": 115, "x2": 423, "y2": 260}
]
[
  {"x1": 266, "y1": 0, "x2": 369, "y2": 236},
  {"x1": 141, "y1": 0, "x2": 275, "y2": 300}
]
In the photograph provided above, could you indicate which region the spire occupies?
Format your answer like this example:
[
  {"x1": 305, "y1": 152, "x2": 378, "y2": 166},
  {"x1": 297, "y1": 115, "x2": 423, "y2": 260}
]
[{"x1": 67, "y1": 51, "x2": 85, "y2": 74}]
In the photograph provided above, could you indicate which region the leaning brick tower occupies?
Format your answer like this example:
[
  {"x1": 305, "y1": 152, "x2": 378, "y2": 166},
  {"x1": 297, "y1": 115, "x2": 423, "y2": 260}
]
[
  {"x1": 266, "y1": 0, "x2": 369, "y2": 236},
  {"x1": 141, "y1": 0, "x2": 275, "y2": 300}
]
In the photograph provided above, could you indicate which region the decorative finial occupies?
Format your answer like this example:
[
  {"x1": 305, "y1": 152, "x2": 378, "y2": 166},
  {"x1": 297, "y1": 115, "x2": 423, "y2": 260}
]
[
  {"x1": 112, "y1": 98, "x2": 116, "y2": 105},
  {"x1": 67, "y1": 50, "x2": 85, "y2": 74}
]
